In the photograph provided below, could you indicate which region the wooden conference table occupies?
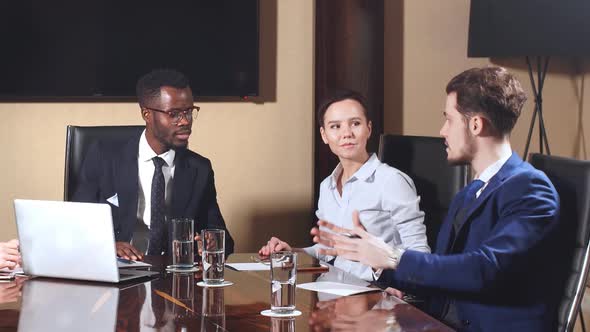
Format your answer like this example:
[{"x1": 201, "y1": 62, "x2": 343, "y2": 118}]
[{"x1": 0, "y1": 253, "x2": 453, "y2": 331}]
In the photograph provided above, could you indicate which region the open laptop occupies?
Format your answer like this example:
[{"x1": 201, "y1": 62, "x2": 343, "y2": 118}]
[{"x1": 14, "y1": 199, "x2": 158, "y2": 283}]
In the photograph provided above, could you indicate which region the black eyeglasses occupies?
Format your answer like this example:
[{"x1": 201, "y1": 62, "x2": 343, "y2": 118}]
[{"x1": 144, "y1": 105, "x2": 200, "y2": 125}]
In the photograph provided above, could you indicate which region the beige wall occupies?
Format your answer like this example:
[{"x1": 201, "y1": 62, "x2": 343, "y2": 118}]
[
  {"x1": 0, "y1": 0, "x2": 315, "y2": 252},
  {"x1": 386, "y1": 0, "x2": 590, "y2": 160},
  {"x1": 5, "y1": 0, "x2": 589, "y2": 252}
]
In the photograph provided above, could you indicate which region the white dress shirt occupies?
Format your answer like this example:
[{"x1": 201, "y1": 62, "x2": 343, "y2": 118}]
[
  {"x1": 474, "y1": 150, "x2": 513, "y2": 197},
  {"x1": 137, "y1": 130, "x2": 176, "y2": 228},
  {"x1": 304, "y1": 153, "x2": 430, "y2": 281}
]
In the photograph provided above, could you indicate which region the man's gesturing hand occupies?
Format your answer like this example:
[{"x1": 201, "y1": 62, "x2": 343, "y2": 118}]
[{"x1": 310, "y1": 211, "x2": 403, "y2": 270}]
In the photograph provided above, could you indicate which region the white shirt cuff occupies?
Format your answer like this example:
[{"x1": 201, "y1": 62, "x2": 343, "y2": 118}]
[{"x1": 373, "y1": 247, "x2": 405, "y2": 280}]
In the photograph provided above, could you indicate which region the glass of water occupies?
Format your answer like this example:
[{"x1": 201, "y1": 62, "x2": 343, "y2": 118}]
[
  {"x1": 171, "y1": 218, "x2": 194, "y2": 269},
  {"x1": 201, "y1": 229, "x2": 225, "y2": 285},
  {"x1": 270, "y1": 251, "x2": 297, "y2": 314}
]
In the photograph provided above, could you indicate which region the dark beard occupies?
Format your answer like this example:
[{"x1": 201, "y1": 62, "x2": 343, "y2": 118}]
[
  {"x1": 172, "y1": 142, "x2": 188, "y2": 151},
  {"x1": 446, "y1": 155, "x2": 471, "y2": 166}
]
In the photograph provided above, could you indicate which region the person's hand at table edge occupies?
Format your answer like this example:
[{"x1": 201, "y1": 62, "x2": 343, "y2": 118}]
[
  {"x1": 0, "y1": 239, "x2": 21, "y2": 270},
  {"x1": 258, "y1": 236, "x2": 293, "y2": 257},
  {"x1": 194, "y1": 234, "x2": 203, "y2": 256},
  {"x1": 115, "y1": 242, "x2": 144, "y2": 261}
]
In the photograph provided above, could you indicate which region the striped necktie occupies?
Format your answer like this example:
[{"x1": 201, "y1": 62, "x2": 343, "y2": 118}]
[{"x1": 147, "y1": 156, "x2": 167, "y2": 255}]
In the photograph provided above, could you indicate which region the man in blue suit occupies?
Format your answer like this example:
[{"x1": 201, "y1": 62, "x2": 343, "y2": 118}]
[{"x1": 312, "y1": 67, "x2": 560, "y2": 331}]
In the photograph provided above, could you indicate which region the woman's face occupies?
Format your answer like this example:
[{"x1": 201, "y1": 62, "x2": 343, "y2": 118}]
[{"x1": 320, "y1": 99, "x2": 372, "y2": 161}]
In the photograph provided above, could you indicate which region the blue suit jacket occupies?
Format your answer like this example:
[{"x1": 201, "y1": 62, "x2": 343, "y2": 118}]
[
  {"x1": 72, "y1": 133, "x2": 234, "y2": 256},
  {"x1": 379, "y1": 153, "x2": 560, "y2": 331}
]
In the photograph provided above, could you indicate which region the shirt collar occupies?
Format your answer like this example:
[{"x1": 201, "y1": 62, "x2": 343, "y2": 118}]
[
  {"x1": 328, "y1": 153, "x2": 380, "y2": 189},
  {"x1": 138, "y1": 129, "x2": 176, "y2": 166},
  {"x1": 475, "y1": 150, "x2": 512, "y2": 183}
]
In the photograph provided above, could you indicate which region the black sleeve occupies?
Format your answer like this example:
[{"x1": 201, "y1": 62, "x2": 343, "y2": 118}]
[
  {"x1": 199, "y1": 165, "x2": 234, "y2": 256},
  {"x1": 71, "y1": 142, "x2": 103, "y2": 203}
]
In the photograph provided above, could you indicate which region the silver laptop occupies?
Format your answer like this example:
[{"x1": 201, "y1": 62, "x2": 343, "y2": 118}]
[
  {"x1": 18, "y1": 279, "x2": 119, "y2": 332},
  {"x1": 14, "y1": 199, "x2": 158, "y2": 283}
]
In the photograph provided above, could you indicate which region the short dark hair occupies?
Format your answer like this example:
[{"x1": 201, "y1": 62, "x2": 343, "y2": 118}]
[
  {"x1": 446, "y1": 66, "x2": 527, "y2": 136},
  {"x1": 136, "y1": 69, "x2": 190, "y2": 106},
  {"x1": 317, "y1": 89, "x2": 370, "y2": 127}
]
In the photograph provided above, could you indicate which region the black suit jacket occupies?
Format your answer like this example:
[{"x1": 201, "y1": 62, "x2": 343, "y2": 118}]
[{"x1": 72, "y1": 133, "x2": 234, "y2": 256}]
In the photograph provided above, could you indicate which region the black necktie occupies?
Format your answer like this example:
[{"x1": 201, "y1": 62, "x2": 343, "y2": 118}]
[
  {"x1": 147, "y1": 156, "x2": 167, "y2": 255},
  {"x1": 452, "y1": 179, "x2": 486, "y2": 234},
  {"x1": 444, "y1": 179, "x2": 487, "y2": 326},
  {"x1": 463, "y1": 179, "x2": 485, "y2": 207}
]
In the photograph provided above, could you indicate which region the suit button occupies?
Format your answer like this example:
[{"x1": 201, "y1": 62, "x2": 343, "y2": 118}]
[{"x1": 462, "y1": 319, "x2": 470, "y2": 326}]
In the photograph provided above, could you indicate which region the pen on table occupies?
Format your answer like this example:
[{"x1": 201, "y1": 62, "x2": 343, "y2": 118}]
[
  {"x1": 117, "y1": 257, "x2": 136, "y2": 264},
  {"x1": 297, "y1": 265, "x2": 330, "y2": 273},
  {"x1": 251, "y1": 256, "x2": 271, "y2": 265}
]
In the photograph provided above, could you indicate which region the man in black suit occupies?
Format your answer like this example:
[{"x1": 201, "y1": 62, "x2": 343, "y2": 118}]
[{"x1": 73, "y1": 69, "x2": 234, "y2": 260}]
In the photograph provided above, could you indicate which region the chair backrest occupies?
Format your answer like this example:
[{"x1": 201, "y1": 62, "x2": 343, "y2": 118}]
[
  {"x1": 530, "y1": 153, "x2": 590, "y2": 332},
  {"x1": 378, "y1": 134, "x2": 468, "y2": 249},
  {"x1": 64, "y1": 125, "x2": 145, "y2": 201}
]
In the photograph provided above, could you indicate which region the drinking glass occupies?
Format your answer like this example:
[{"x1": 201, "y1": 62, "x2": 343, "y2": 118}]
[
  {"x1": 201, "y1": 229, "x2": 225, "y2": 284},
  {"x1": 171, "y1": 218, "x2": 194, "y2": 269},
  {"x1": 270, "y1": 251, "x2": 297, "y2": 314}
]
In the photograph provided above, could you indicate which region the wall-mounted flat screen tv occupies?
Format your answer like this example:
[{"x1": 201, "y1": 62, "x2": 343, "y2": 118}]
[
  {"x1": 0, "y1": 0, "x2": 259, "y2": 100},
  {"x1": 468, "y1": 0, "x2": 590, "y2": 57}
]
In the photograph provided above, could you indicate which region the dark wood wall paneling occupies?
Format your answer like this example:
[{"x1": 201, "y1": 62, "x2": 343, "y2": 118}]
[{"x1": 314, "y1": 0, "x2": 385, "y2": 207}]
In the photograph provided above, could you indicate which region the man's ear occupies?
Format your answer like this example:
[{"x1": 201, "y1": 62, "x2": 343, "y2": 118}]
[
  {"x1": 141, "y1": 108, "x2": 150, "y2": 123},
  {"x1": 320, "y1": 126, "x2": 328, "y2": 144},
  {"x1": 367, "y1": 120, "x2": 372, "y2": 137},
  {"x1": 470, "y1": 115, "x2": 484, "y2": 136}
]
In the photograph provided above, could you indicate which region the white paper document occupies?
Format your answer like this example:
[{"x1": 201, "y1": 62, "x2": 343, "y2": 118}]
[
  {"x1": 297, "y1": 281, "x2": 379, "y2": 296},
  {"x1": 225, "y1": 262, "x2": 270, "y2": 271}
]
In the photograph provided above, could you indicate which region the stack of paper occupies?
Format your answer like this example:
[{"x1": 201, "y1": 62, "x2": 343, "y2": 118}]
[
  {"x1": 225, "y1": 263, "x2": 270, "y2": 271},
  {"x1": 297, "y1": 281, "x2": 379, "y2": 296}
]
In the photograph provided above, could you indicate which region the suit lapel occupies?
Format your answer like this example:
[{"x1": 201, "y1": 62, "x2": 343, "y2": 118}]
[
  {"x1": 170, "y1": 150, "x2": 197, "y2": 217},
  {"x1": 451, "y1": 153, "x2": 523, "y2": 244}
]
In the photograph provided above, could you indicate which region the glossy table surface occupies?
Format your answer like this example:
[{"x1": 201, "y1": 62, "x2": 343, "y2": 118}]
[{"x1": 0, "y1": 253, "x2": 453, "y2": 331}]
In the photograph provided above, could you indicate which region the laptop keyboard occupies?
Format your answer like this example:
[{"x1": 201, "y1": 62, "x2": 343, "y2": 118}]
[{"x1": 119, "y1": 272, "x2": 136, "y2": 278}]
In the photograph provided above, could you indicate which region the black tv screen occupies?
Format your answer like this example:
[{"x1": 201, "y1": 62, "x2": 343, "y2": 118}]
[
  {"x1": 0, "y1": 0, "x2": 259, "y2": 99},
  {"x1": 468, "y1": 0, "x2": 590, "y2": 57}
]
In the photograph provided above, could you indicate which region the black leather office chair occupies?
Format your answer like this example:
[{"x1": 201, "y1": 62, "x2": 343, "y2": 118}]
[
  {"x1": 530, "y1": 153, "x2": 590, "y2": 332},
  {"x1": 64, "y1": 125, "x2": 145, "y2": 201},
  {"x1": 378, "y1": 134, "x2": 468, "y2": 249}
]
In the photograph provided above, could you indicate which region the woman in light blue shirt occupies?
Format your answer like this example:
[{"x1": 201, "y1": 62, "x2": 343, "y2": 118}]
[{"x1": 259, "y1": 89, "x2": 430, "y2": 280}]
